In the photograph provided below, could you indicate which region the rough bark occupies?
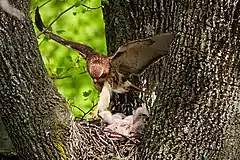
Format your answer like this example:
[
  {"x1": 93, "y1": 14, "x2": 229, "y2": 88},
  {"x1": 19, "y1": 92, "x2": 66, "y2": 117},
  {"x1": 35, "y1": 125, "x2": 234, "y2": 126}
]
[
  {"x1": 1, "y1": 0, "x2": 240, "y2": 160},
  {"x1": 0, "y1": 0, "x2": 71, "y2": 159},
  {"x1": 104, "y1": 0, "x2": 240, "y2": 159},
  {"x1": 0, "y1": 115, "x2": 17, "y2": 159}
]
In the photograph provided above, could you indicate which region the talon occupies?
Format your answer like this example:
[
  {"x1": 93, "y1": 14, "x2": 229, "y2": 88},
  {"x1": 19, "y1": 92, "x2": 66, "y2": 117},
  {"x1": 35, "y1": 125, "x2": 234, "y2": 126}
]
[{"x1": 90, "y1": 109, "x2": 99, "y2": 119}]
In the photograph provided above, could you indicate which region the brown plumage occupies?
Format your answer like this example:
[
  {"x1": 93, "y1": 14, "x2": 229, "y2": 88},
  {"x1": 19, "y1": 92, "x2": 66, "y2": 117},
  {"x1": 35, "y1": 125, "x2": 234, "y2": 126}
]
[
  {"x1": 110, "y1": 33, "x2": 173, "y2": 75},
  {"x1": 35, "y1": 8, "x2": 173, "y2": 116}
]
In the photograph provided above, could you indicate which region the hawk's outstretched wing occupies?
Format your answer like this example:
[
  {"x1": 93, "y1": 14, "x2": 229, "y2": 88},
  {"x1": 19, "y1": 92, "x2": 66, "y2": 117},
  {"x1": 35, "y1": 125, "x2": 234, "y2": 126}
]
[
  {"x1": 35, "y1": 7, "x2": 96, "y2": 58},
  {"x1": 110, "y1": 33, "x2": 173, "y2": 75}
]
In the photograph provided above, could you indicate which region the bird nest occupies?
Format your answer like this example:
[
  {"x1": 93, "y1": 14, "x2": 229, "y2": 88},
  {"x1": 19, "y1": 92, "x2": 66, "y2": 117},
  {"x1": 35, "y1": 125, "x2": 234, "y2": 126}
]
[
  {"x1": 69, "y1": 93, "x2": 148, "y2": 159},
  {"x1": 70, "y1": 120, "x2": 144, "y2": 160}
]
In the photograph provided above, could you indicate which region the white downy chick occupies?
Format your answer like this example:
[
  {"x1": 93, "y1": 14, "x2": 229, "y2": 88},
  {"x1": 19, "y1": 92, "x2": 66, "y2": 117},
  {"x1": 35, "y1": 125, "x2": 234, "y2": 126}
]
[
  {"x1": 105, "y1": 114, "x2": 134, "y2": 137},
  {"x1": 103, "y1": 106, "x2": 149, "y2": 138},
  {"x1": 99, "y1": 110, "x2": 125, "y2": 124},
  {"x1": 98, "y1": 110, "x2": 113, "y2": 124},
  {"x1": 103, "y1": 112, "x2": 130, "y2": 138},
  {"x1": 130, "y1": 106, "x2": 149, "y2": 135}
]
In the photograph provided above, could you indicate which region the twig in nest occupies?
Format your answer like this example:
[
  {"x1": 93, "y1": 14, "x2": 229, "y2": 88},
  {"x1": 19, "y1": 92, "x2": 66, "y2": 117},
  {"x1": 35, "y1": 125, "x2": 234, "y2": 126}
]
[
  {"x1": 109, "y1": 137, "x2": 121, "y2": 157},
  {"x1": 76, "y1": 121, "x2": 141, "y2": 159},
  {"x1": 103, "y1": 128, "x2": 138, "y2": 144},
  {"x1": 94, "y1": 128, "x2": 109, "y2": 146}
]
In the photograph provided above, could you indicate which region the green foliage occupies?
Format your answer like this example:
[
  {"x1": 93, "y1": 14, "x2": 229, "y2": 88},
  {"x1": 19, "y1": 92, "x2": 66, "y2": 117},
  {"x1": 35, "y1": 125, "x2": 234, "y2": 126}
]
[{"x1": 31, "y1": 0, "x2": 107, "y2": 119}]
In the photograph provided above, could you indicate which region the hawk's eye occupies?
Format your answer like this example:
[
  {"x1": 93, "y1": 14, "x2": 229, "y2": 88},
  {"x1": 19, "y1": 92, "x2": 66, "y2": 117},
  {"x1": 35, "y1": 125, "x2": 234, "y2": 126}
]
[
  {"x1": 99, "y1": 73, "x2": 107, "y2": 78},
  {"x1": 94, "y1": 73, "x2": 108, "y2": 83}
]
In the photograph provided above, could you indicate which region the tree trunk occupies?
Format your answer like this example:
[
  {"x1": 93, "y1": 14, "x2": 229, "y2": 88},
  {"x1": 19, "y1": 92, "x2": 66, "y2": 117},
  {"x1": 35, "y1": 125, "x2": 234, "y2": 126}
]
[
  {"x1": 0, "y1": 0, "x2": 71, "y2": 159},
  {"x1": 1, "y1": 0, "x2": 240, "y2": 160},
  {"x1": 0, "y1": 115, "x2": 17, "y2": 159},
  {"x1": 104, "y1": 0, "x2": 240, "y2": 159}
]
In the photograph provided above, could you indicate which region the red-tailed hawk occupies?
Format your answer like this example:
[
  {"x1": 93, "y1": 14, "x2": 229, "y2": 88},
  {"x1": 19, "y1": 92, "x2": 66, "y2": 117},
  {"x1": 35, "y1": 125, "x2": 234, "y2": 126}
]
[{"x1": 35, "y1": 8, "x2": 173, "y2": 117}]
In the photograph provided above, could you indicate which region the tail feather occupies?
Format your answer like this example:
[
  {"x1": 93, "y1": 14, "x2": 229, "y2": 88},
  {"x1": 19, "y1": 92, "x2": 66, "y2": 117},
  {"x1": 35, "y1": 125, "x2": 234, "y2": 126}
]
[
  {"x1": 35, "y1": 7, "x2": 46, "y2": 32},
  {"x1": 34, "y1": 7, "x2": 97, "y2": 58}
]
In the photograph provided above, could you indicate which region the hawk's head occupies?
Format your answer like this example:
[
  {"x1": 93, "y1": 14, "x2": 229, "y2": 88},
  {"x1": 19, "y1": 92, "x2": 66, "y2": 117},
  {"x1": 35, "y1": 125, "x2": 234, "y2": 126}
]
[{"x1": 86, "y1": 54, "x2": 111, "y2": 82}]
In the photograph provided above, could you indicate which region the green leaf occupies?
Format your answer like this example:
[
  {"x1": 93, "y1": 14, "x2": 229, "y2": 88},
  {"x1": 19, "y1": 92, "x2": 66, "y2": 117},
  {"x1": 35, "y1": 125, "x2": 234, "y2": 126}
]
[
  {"x1": 73, "y1": 12, "x2": 77, "y2": 16},
  {"x1": 67, "y1": 98, "x2": 74, "y2": 105},
  {"x1": 43, "y1": 36, "x2": 50, "y2": 41},
  {"x1": 56, "y1": 30, "x2": 65, "y2": 34},
  {"x1": 83, "y1": 90, "x2": 92, "y2": 97},
  {"x1": 33, "y1": 0, "x2": 107, "y2": 119},
  {"x1": 74, "y1": 1, "x2": 81, "y2": 7},
  {"x1": 81, "y1": 9, "x2": 87, "y2": 14},
  {"x1": 56, "y1": 68, "x2": 64, "y2": 75},
  {"x1": 67, "y1": 55, "x2": 73, "y2": 62}
]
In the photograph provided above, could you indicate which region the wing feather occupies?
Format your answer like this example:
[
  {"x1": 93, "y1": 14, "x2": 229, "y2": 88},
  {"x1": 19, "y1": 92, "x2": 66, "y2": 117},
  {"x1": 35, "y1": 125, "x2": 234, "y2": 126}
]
[
  {"x1": 110, "y1": 33, "x2": 173, "y2": 75},
  {"x1": 35, "y1": 7, "x2": 96, "y2": 58}
]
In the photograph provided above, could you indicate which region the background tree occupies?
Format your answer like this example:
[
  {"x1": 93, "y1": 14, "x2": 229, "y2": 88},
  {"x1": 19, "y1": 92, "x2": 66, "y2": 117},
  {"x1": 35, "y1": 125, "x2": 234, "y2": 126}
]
[{"x1": 1, "y1": 0, "x2": 240, "y2": 160}]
